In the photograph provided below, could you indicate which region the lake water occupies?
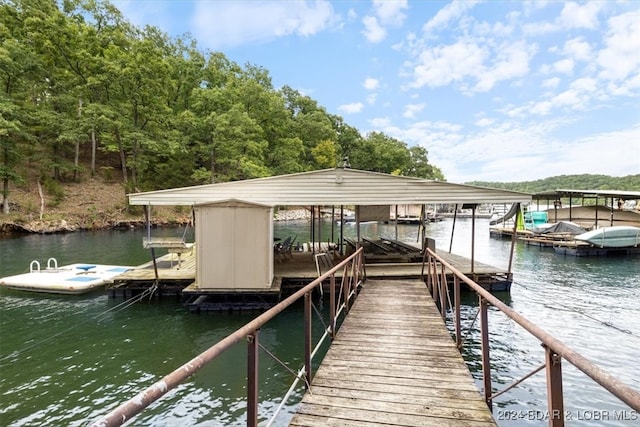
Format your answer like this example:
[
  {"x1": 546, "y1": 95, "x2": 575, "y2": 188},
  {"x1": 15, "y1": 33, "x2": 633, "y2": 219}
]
[{"x1": 1, "y1": 219, "x2": 639, "y2": 426}]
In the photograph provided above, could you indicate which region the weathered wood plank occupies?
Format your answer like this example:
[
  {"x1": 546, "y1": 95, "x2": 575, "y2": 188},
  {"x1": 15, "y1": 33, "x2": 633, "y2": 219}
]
[
  {"x1": 300, "y1": 393, "x2": 495, "y2": 422},
  {"x1": 309, "y1": 378, "x2": 485, "y2": 401},
  {"x1": 292, "y1": 404, "x2": 496, "y2": 427},
  {"x1": 311, "y1": 371, "x2": 483, "y2": 392},
  {"x1": 289, "y1": 279, "x2": 496, "y2": 426}
]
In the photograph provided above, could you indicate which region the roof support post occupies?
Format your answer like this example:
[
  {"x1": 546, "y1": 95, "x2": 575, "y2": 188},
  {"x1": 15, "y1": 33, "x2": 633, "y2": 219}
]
[
  {"x1": 339, "y1": 205, "x2": 344, "y2": 255},
  {"x1": 355, "y1": 205, "x2": 361, "y2": 247},
  {"x1": 449, "y1": 204, "x2": 458, "y2": 253},
  {"x1": 507, "y1": 203, "x2": 520, "y2": 275},
  {"x1": 610, "y1": 196, "x2": 614, "y2": 226},
  {"x1": 471, "y1": 205, "x2": 476, "y2": 275},
  {"x1": 317, "y1": 205, "x2": 322, "y2": 252},
  {"x1": 569, "y1": 194, "x2": 573, "y2": 222}
]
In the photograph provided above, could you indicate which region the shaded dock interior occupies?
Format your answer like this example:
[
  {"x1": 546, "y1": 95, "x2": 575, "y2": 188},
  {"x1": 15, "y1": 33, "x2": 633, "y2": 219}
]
[{"x1": 289, "y1": 279, "x2": 496, "y2": 426}]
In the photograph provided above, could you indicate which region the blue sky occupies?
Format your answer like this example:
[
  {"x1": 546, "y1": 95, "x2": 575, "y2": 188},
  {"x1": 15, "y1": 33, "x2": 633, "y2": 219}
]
[{"x1": 112, "y1": 0, "x2": 640, "y2": 183}]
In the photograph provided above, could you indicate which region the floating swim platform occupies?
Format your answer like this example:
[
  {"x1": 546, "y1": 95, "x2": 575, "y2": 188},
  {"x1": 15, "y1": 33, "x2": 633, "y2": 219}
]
[{"x1": 0, "y1": 258, "x2": 134, "y2": 295}]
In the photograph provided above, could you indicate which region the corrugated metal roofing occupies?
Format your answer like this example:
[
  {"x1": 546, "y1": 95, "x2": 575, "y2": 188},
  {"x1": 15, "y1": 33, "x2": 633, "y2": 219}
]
[
  {"x1": 533, "y1": 189, "x2": 640, "y2": 200},
  {"x1": 128, "y1": 168, "x2": 532, "y2": 206}
]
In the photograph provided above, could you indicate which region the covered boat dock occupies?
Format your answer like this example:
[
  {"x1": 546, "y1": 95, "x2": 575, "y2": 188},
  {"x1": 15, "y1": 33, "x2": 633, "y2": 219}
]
[{"x1": 118, "y1": 168, "x2": 531, "y2": 309}]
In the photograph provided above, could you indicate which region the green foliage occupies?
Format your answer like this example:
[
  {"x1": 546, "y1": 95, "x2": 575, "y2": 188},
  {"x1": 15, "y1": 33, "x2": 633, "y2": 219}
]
[
  {"x1": 0, "y1": 0, "x2": 447, "y2": 212},
  {"x1": 466, "y1": 174, "x2": 640, "y2": 193},
  {"x1": 42, "y1": 176, "x2": 65, "y2": 206}
]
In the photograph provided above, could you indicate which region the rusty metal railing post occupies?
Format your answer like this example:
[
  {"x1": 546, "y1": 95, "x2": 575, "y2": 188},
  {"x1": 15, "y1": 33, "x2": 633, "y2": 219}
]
[
  {"x1": 440, "y1": 264, "x2": 447, "y2": 318},
  {"x1": 343, "y1": 269, "x2": 350, "y2": 314},
  {"x1": 330, "y1": 274, "x2": 336, "y2": 339},
  {"x1": 454, "y1": 276, "x2": 461, "y2": 350},
  {"x1": 304, "y1": 292, "x2": 312, "y2": 388},
  {"x1": 480, "y1": 296, "x2": 492, "y2": 410},
  {"x1": 431, "y1": 257, "x2": 440, "y2": 307},
  {"x1": 545, "y1": 345, "x2": 564, "y2": 426},
  {"x1": 247, "y1": 331, "x2": 259, "y2": 427}
]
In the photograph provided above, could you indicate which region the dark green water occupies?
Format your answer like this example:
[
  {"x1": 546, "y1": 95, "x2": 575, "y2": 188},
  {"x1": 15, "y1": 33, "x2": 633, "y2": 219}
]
[{"x1": 1, "y1": 220, "x2": 639, "y2": 426}]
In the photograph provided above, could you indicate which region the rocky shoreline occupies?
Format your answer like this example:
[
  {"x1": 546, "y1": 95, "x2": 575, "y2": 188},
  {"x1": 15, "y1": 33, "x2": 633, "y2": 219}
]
[{"x1": 0, "y1": 208, "x2": 314, "y2": 235}]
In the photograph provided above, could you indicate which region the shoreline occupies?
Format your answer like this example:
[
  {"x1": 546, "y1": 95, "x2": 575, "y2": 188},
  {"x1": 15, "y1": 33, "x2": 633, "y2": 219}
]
[{"x1": 0, "y1": 208, "x2": 315, "y2": 235}]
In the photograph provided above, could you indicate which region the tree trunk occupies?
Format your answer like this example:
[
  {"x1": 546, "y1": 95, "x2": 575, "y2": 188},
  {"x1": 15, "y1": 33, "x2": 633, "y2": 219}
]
[
  {"x1": 91, "y1": 124, "x2": 96, "y2": 176},
  {"x1": 2, "y1": 145, "x2": 9, "y2": 214},
  {"x1": 74, "y1": 98, "x2": 82, "y2": 182},
  {"x1": 210, "y1": 139, "x2": 215, "y2": 184},
  {"x1": 37, "y1": 179, "x2": 44, "y2": 220},
  {"x1": 115, "y1": 126, "x2": 128, "y2": 184},
  {"x1": 2, "y1": 177, "x2": 9, "y2": 214}
]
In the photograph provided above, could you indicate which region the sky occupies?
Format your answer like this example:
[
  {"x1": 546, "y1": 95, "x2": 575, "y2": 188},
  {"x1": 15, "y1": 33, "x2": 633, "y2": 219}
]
[{"x1": 111, "y1": 0, "x2": 640, "y2": 184}]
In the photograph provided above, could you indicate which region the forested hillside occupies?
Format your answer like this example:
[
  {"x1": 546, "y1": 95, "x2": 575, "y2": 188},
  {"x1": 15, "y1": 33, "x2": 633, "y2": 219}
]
[
  {"x1": 467, "y1": 174, "x2": 640, "y2": 193},
  {"x1": 0, "y1": 0, "x2": 444, "y2": 215}
]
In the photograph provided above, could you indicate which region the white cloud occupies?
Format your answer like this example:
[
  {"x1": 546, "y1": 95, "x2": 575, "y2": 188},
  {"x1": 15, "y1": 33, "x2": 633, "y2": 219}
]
[
  {"x1": 474, "y1": 41, "x2": 534, "y2": 92},
  {"x1": 408, "y1": 39, "x2": 533, "y2": 93},
  {"x1": 563, "y1": 37, "x2": 592, "y2": 61},
  {"x1": 363, "y1": 77, "x2": 380, "y2": 90},
  {"x1": 366, "y1": 94, "x2": 377, "y2": 105},
  {"x1": 409, "y1": 40, "x2": 487, "y2": 89},
  {"x1": 372, "y1": 0, "x2": 408, "y2": 26},
  {"x1": 558, "y1": 2, "x2": 602, "y2": 30},
  {"x1": 405, "y1": 120, "x2": 640, "y2": 183},
  {"x1": 362, "y1": 0, "x2": 408, "y2": 43},
  {"x1": 522, "y1": 21, "x2": 557, "y2": 36},
  {"x1": 570, "y1": 77, "x2": 597, "y2": 93},
  {"x1": 403, "y1": 103, "x2": 425, "y2": 119},
  {"x1": 369, "y1": 116, "x2": 392, "y2": 128},
  {"x1": 191, "y1": 0, "x2": 338, "y2": 48},
  {"x1": 362, "y1": 15, "x2": 386, "y2": 43},
  {"x1": 597, "y1": 11, "x2": 640, "y2": 83},
  {"x1": 553, "y1": 58, "x2": 574, "y2": 74},
  {"x1": 542, "y1": 77, "x2": 561, "y2": 89},
  {"x1": 475, "y1": 118, "x2": 494, "y2": 127},
  {"x1": 338, "y1": 102, "x2": 364, "y2": 114},
  {"x1": 423, "y1": 0, "x2": 481, "y2": 33}
]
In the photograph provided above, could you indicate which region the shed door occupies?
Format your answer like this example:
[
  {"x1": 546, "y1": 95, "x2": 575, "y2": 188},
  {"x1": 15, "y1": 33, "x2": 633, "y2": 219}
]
[{"x1": 196, "y1": 205, "x2": 272, "y2": 289}]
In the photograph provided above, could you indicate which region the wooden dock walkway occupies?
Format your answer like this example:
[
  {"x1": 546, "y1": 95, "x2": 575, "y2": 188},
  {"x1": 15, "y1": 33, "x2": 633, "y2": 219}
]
[{"x1": 289, "y1": 279, "x2": 496, "y2": 427}]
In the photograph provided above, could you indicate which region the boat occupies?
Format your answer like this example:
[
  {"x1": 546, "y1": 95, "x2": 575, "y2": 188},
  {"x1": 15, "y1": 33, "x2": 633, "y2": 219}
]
[
  {"x1": 574, "y1": 226, "x2": 640, "y2": 248},
  {"x1": 0, "y1": 258, "x2": 133, "y2": 294}
]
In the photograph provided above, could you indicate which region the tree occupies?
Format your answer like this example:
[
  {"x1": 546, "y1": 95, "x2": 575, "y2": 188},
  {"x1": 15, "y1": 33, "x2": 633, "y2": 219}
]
[
  {"x1": 350, "y1": 132, "x2": 410, "y2": 174},
  {"x1": 405, "y1": 146, "x2": 444, "y2": 180}
]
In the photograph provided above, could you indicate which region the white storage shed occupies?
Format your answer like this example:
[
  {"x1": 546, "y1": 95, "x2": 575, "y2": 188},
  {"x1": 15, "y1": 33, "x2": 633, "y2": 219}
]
[{"x1": 194, "y1": 199, "x2": 273, "y2": 290}]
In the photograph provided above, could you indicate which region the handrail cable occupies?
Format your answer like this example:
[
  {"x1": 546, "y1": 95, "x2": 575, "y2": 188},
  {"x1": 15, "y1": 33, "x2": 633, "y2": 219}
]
[
  {"x1": 489, "y1": 362, "x2": 546, "y2": 401},
  {"x1": 459, "y1": 307, "x2": 481, "y2": 349},
  {"x1": 258, "y1": 343, "x2": 312, "y2": 391},
  {"x1": 265, "y1": 296, "x2": 353, "y2": 427}
]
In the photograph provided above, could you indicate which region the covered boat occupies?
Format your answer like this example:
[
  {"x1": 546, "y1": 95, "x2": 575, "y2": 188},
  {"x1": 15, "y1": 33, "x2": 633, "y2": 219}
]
[
  {"x1": 574, "y1": 226, "x2": 640, "y2": 248},
  {"x1": 532, "y1": 221, "x2": 586, "y2": 236}
]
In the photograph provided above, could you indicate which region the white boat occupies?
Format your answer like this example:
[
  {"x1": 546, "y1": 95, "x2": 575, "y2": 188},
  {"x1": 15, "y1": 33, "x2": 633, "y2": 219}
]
[
  {"x1": 574, "y1": 226, "x2": 640, "y2": 248},
  {"x1": 0, "y1": 258, "x2": 133, "y2": 295}
]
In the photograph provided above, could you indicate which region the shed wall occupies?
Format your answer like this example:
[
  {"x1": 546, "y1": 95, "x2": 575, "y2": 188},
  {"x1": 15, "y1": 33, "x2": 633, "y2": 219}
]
[{"x1": 195, "y1": 204, "x2": 273, "y2": 289}]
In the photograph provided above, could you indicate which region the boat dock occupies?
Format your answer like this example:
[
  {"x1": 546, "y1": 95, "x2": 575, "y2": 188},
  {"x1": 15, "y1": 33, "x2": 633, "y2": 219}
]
[
  {"x1": 553, "y1": 241, "x2": 640, "y2": 257},
  {"x1": 289, "y1": 279, "x2": 496, "y2": 426},
  {"x1": 107, "y1": 240, "x2": 512, "y2": 306}
]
